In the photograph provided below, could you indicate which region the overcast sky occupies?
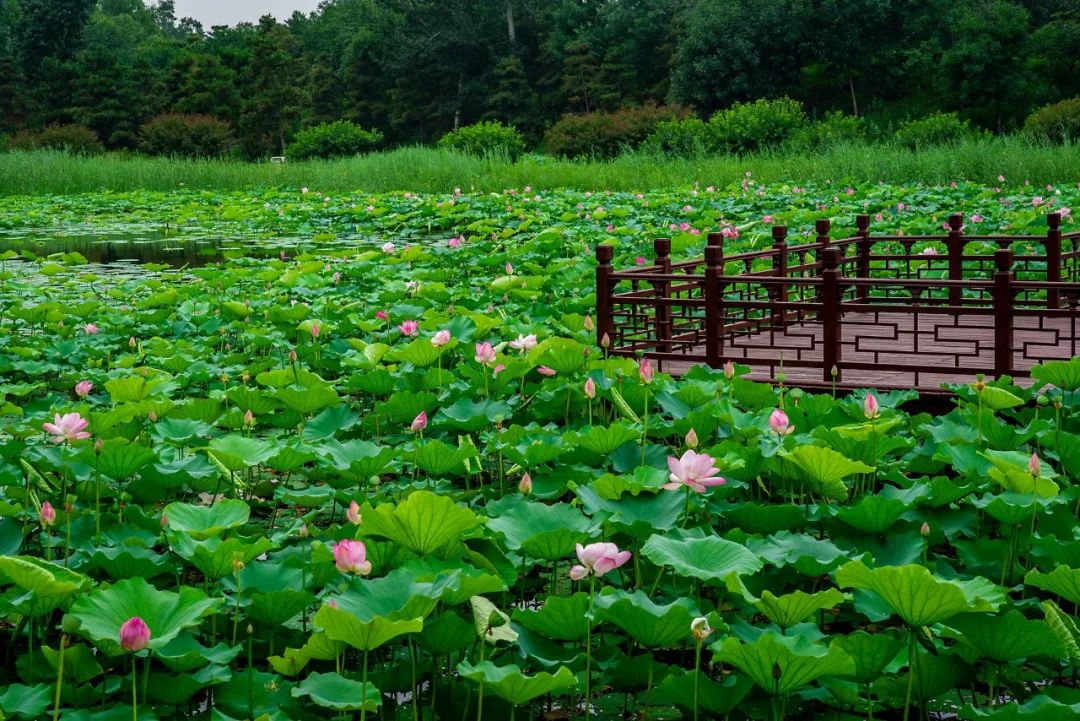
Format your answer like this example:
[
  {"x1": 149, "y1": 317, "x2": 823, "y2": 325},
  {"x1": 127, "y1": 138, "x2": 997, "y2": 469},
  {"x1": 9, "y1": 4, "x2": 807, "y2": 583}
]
[{"x1": 172, "y1": 0, "x2": 324, "y2": 28}]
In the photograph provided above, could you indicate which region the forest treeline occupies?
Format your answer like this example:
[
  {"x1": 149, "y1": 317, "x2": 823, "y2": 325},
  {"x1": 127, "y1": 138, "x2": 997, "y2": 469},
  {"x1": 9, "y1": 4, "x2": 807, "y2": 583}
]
[{"x1": 1, "y1": 0, "x2": 1079, "y2": 158}]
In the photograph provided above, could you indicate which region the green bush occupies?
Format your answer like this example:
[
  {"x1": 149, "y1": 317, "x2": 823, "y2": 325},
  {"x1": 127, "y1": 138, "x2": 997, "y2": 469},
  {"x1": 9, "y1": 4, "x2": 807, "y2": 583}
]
[
  {"x1": 543, "y1": 104, "x2": 691, "y2": 158},
  {"x1": 8, "y1": 124, "x2": 103, "y2": 154},
  {"x1": 1024, "y1": 98, "x2": 1080, "y2": 143},
  {"x1": 641, "y1": 117, "x2": 712, "y2": 158},
  {"x1": 788, "y1": 111, "x2": 869, "y2": 150},
  {"x1": 139, "y1": 114, "x2": 233, "y2": 158},
  {"x1": 287, "y1": 120, "x2": 384, "y2": 160},
  {"x1": 895, "y1": 112, "x2": 982, "y2": 149},
  {"x1": 708, "y1": 97, "x2": 807, "y2": 154},
  {"x1": 438, "y1": 121, "x2": 526, "y2": 159}
]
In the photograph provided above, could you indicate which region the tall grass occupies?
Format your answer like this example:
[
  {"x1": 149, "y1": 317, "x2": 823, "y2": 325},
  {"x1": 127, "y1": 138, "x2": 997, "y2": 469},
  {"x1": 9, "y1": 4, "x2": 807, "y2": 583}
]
[{"x1": 1, "y1": 136, "x2": 1078, "y2": 195}]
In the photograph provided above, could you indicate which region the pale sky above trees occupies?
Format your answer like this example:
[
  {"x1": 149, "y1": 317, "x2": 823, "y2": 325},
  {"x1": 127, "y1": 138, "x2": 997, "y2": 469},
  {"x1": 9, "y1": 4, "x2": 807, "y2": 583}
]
[{"x1": 172, "y1": 0, "x2": 323, "y2": 28}]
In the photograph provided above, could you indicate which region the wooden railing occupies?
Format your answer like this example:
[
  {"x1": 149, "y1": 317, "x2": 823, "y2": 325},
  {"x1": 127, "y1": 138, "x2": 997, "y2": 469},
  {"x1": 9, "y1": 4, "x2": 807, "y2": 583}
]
[{"x1": 595, "y1": 212, "x2": 1080, "y2": 389}]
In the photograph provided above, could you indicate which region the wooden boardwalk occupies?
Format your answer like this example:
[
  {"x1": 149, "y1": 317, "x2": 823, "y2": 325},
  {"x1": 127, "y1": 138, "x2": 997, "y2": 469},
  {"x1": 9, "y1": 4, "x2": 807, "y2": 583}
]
[{"x1": 657, "y1": 311, "x2": 1079, "y2": 391}]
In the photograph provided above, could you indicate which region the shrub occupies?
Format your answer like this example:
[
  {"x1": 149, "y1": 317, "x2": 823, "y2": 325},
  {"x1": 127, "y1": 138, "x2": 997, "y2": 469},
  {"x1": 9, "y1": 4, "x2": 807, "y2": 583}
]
[
  {"x1": 708, "y1": 97, "x2": 807, "y2": 154},
  {"x1": 438, "y1": 121, "x2": 526, "y2": 159},
  {"x1": 788, "y1": 111, "x2": 869, "y2": 150},
  {"x1": 8, "y1": 124, "x2": 103, "y2": 154},
  {"x1": 895, "y1": 112, "x2": 982, "y2": 149},
  {"x1": 641, "y1": 117, "x2": 712, "y2": 158},
  {"x1": 1024, "y1": 98, "x2": 1080, "y2": 143},
  {"x1": 287, "y1": 120, "x2": 383, "y2": 160},
  {"x1": 543, "y1": 104, "x2": 691, "y2": 158},
  {"x1": 139, "y1": 114, "x2": 233, "y2": 158}
]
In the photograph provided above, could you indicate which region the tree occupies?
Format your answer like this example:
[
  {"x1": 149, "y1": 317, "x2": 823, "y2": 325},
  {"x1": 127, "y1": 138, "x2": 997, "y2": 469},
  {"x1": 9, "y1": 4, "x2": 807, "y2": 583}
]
[
  {"x1": 238, "y1": 16, "x2": 306, "y2": 157},
  {"x1": 484, "y1": 55, "x2": 539, "y2": 138},
  {"x1": 16, "y1": 0, "x2": 95, "y2": 77}
]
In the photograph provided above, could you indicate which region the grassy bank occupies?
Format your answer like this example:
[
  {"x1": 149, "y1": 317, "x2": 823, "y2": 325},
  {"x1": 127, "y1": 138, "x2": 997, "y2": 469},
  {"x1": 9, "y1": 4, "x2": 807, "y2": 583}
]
[{"x1": 2, "y1": 137, "x2": 1080, "y2": 195}]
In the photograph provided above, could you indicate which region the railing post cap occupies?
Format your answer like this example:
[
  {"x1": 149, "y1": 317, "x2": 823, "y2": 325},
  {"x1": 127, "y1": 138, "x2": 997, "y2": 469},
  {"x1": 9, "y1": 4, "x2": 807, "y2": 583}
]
[
  {"x1": 822, "y1": 246, "x2": 842, "y2": 267},
  {"x1": 705, "y1": 245, "x2": 722, "y2": 266},
  {"x1": 771, "y1": 225, "x2": 788, "y2": 242},
  {"x1": 948, "y1": 213, "x2": 964, "y2": 231},
  {"x1": 856, "y1": 214, "x2": 870, "y2": 230},
  {"x1": 653, "y1": 237, "x2": 671, "y2": 255},
  {"x1": 994, "y1": 246, "x2": 1013, "y2": 271},
  {"x1": 596, "y1": 244, "x2": 614, "y2": 262},
  {"x1": 815, "y1": 218, "x2": 831, "y2": 234},
  {"x1": 706, "y1": 232, "x2": 724, "y2": 247},
  {"x1": 1048, "y1": 212, "x2": 1062, "y2": 230}
]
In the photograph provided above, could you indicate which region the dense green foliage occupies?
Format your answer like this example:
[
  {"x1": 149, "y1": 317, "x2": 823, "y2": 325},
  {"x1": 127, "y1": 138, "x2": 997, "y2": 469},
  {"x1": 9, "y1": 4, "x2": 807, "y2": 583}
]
[
  {"x1": 8, "y1": 123, "x2": 103, "y2": 154},
  {"x1": 286, "y1": 121, "x2": 384, "y2": 161},
  {"x1": 1, "y1": 182, "x2": 1080, "y2": 720},
  {"x1": 543, "y1": 104, "x2": 690, "y2": 158},
  {"x1": 0, "y1": 0, "x2": 1079, "y2": 157},
  {"x1": 894, "y1": 113, "x2": 985, "y2": 150},
  {"x1": 437, "y1": 121, "x2": 525, "y2": 159},
  {"x1": 138, "y1": 113, "x2": 233, "y2": 158},
  {"x1": 1024, "y1": 98, "x2": 1080, "y2": 143}
]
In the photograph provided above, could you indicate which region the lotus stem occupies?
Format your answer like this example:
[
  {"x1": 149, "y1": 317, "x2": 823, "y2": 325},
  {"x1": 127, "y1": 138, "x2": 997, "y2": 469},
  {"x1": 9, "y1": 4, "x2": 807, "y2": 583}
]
[
  {"x1": 361, "y1": 648, "x2": 370, "y2": 721},
  {"x1": 640, "y1": 389, "x2": 649, "y2": 466},
  {"x1": 131, "y1": 657, "x2": 138, "y2": 721},
  {"x1": 902, "y1": 631, "x2": 916, "y2": 721},
  {"x1": 52, "y1": 634, "x2": 66, "y2": 721},
  {"x1": 692, "y1": 639, "x2": 702, "y2": 721},
  {"x1": 584, "y1": 574, "x2": 595, "y2": 718}
]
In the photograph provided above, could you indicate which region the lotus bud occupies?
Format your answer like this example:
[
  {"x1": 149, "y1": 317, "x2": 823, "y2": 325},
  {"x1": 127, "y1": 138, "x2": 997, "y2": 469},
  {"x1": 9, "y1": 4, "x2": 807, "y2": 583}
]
[
  {"x1": 639, "y1": 358, "x2": 654, "y2": 385},
  {"x1": 243, "y1": 410, "x2": 255, "y2": 427},
  {"x1": 505, "y1": 262, "x2": 513, "y2": 275},
  {"x1": 120, "y1": 617, "x2": 151, "y2": 652},
  {"x1": 148, "y1": 410, "x2": 157, "y2": 423},
  {"x1": 288, "y1": 348, "x2": 298, "y2": 363},
  {"x1": 325, "y1": 598, "x2": 338, "y2": 609},
  {"x1": 863, "y1": 392, "x2": 879, "y2": 420},
  {"x1": 920, "y1": 522, "x2": 930, "y2": 537},
  {"x1": 723, "y1": 360, "x2": 735, "y2": 379},
  {"x1": 129, "y1": 336, "x2": 137, "y2": 349},
  {"x1": 600, "y1": 333, "x2": 611, "y2": 349},
  {"x1": 75, "y1": 381, "x2": 93, "y2": 397},
  {"x1": 298, "y1": 524, "x2": 309, "y2": 539},
  {"x1": 247, "y1": 623, "x2": 254, "y2": 635},
  {"x1": 519, "y1": 472, "x2": 533, "y2": 495},
  {"x1": 232, "y1": 557, "x2": 245, "y2": 573},
  {"x1": 769, "y1": 408, "x2": 793, "y2": 435},
  {"x1": 584, "y1": 377, "x2": 597, "y2": 399},
  {"x1": 40, "y1": 501, "x2": 56, "y2": 527},
  {"x1": 311, "y1": 323, "x2": 320, "y2": 339},
  {"x1": 94, "y1": 438, "x2": 103, "y2": 454},
  {"x1": 831, "y1": 365, "x2": 839, "y2": 378},
  {"x1": 346, "y1": 500, "x2": 362, "y2": 525},
  {"x1": 584, "y1": 315, "x2": 595, "y2": 332},
  {"x1": 411, "y1": 411, "x2": 428, "y2": 433},
  {"x1": 685, "y1": 428, "x2": 699, "y2": 449},
  {"x1": 1029, "y1": 452, "x2": 1041, "y2": 477},
  {"x1": 1037, "y1": 394, "x2": 1049, "y2": 407},
  {"x1": 691, "y1": 617, "x2": 714, "y2": 642},
  {"x1": 332, "y1": 539, "x2": 372, "y2": 575}
]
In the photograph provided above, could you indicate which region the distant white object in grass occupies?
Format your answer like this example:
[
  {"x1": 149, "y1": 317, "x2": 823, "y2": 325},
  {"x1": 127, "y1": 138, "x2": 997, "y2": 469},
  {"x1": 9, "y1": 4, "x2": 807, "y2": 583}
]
[{"x1": 270, "y1": 156, "x2": 286, "y2": 164}]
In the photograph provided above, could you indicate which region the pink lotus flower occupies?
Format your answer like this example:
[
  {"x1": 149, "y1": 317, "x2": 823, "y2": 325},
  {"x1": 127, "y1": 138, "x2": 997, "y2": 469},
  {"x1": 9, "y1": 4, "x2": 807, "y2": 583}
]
[
  {"x1": 723, "y1": 361, "x2": 735, "y2": 379},
  {"x1": 569, "y1": 542, "x2": 631, "y2": 580},
  {"x1": 43, "y1": 413, "x2": 91, "y2": 444},
  {"x1": 505, "y1": 262, "x2": 514, "y2": 275},
  {"x1": 382, "y1": 242, "x2": 396, "y2": 254},
  {"x1": 347, "y1": 500, "x2": 362, "y2": 525},
  {"x1": 897, "y1": 203, "x2": 906, "y2": 212},
  {"x1": 1033, "y1": 196, "x2": 1044, "y2": 207},
  {"x1": 537, "y1": 366, "x2": 556, "y2": 377},
  {"x1": 639, "y1": 358, "x2": 655, "y2": 385},
  {"x1": 510, "y1": 334, "x2": 537, "y2": 352},
  {"x1": 475, "y1": 342, "x2": 497, "y2": 365},
  {"x1": 399, "y1": 320, "x2": 419, "y2": 336},
  {"x1": 971, "y1": 214, "x2": 983, "y2": 223},
  {"x1": 75, "y1": 381, "x2": 93, "y2": 397},
  {"x1": 664, "y1": 450, "x2": 725, "y2": 493},
  {"x1": 584, "y1": 377, "x2": 597, "y2": 399},
  {"x1": 120, "y1": 617, "x2": 151, "y2": 652},
  {"x1": 769, "y1": 408, "x2": 793, "y2": 435},
  {"x1": 635, "y1": 256, "x2": 646, "y2": 266},
  {"x1": 762, "y1": 215, "x2": 774, "y2": 224},
  {"x1": 448, "y1": 236, "x2": 463, "y2": 249},
  {"x1": 721, "y1": 226, "x2": 739, "y2": 239},
  {"x1": 863, "y1": 392, "x2": 880, "y2": 419},
  {"x1": 679, "y1": 222, "x2": 691, "y2": 231},
  {"x1": 243, "y1": 409, "x2": 255, "y2": 427},
  {"x1": 1029, "y1": 452, "x2": 1041, "y2": 477},
  {"x1": 332, "y1": 539, "x2": 372, "y2": 575},
  {"x1": 432, "y1": 329, "x2": 451, "y2": 347},
  {"x1": 519, "y1": 472, "x2": 532, "y2": 495},
  {"x1": 685, "y1": 428, "x2": 699, "y2": 449},
  {"x1": 311, "y1": 323, "x2": 320, "y2": 339},
  {"x1": 376, "y1": 310, "x2": 388, "y2": 322},
  {"x1": 40, "y1": 501, "x2": 56, "y2": 527},
  {"x1": 411, "y1": 411, "x2": 428, "y2": 433},
  {"x1": 493, "y1": 363, "x2": 506, "y2": 376},
  {"x1": 83, "y1": 323, "x2": 99, "y2": 335}
]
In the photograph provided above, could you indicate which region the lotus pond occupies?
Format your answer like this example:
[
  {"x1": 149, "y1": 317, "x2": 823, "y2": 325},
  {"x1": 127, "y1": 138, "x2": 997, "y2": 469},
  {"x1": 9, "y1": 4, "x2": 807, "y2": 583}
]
[{"x1": 3, "y1": 180, "x2": 1080, "y2": 721}]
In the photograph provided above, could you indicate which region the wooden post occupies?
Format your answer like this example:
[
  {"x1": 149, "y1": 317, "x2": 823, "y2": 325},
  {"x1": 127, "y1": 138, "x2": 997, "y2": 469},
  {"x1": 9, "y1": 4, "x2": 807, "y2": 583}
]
[
  {"x1": 946, "y1": 213, "x2": 965, "y2": 307},
  {"x1": 595, "y1": 245, "x2": 615, "y2": 349},
  {"x1": 772, "y1": 225, "x2": 788, "y2": 328},
  {"x1": 654, "y1": 238, "x2": 672, "y2": 356},
  {"x1": 993, "y1": 247, "x2": 1014, "y2": 378},
  {"x1": 706, "y1": 232, "x2": 724, "y2": 251},
  {"x1": 704, "y1": 244, "x2": 723, "y2": 368},
  {"x1": 1047, "y1": 212, "x2": 1062, "y2": 309},
  {"x1": 815, "y1": 219, "x2": 830, "y2": 308},
  {"x1": 855, "y1": 214, "x2": 871, "y2": 302},
  {"x1": 822, "y1": 246, "x2": 842, "y2": 383}
]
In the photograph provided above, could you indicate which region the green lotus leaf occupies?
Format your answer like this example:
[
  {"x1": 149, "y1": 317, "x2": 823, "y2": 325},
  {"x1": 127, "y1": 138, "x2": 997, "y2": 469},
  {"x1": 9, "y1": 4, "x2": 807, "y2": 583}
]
[
  {"x1": 832, "y1": 630, "x2": 905, "y2": 685},
  {"x1": 648, "y1": 669, "x2": 754, "y2": 716},
  {"x1": 269, "y1": 633, "x2": 346, "y2": 677},
  {"x1": 1031, "y1": 357, "x2": 1080, "y2": 391},
  {"x1": 155, "y1": 634, "x2": 243, "y2": 673},
  {"x1": 376, "y1": 391, "x2": 438, "y2": 424},
  {"x1": 975, "y1": 385, "x2": 1025, "y2": 410},
  {"x1": 563, "y1": 423, "x2": 639, "y2": 456},
  {"x1": 1042, "y1": 600, "x2": 1080, "y2": 663},
  {"x1": 167, "y1": 534, "x2": 275, "y2": 580},
  {"x1": 836, "y1": 560, "x2": 1004, "y2": 626},
  {"x1": 399, "y1": 558, "x2": 506, "y2": 606},
  {"x1": 748, "y1": 587, "x2": 846, "y2": 629},
  {"x1": 959, "y1": 694, "x2": 1080, "y2": 721},
  {"x1": 642, "y1": 534, "x2": 763, "y2": 583},
  {"x1": 537, "y1": 338, "x2": 587, "y2": 375},
  {"x1": 781, "y1": 445, "x2": 873, "y2": 500},
  {"x1": 357, "y1": 490, "x2": 482, "y2": 555},
  {"x1": 225, "y1": 386, "x2": 279, "y2": 415},
  {"x1": 574, "y1": 484, "x2": 684, "y2": 533},
  {"x1": 314, "y1": 606, "x2": 422, "y2": 652},
  {"x1": 486, "y1": 497, "x2": 596, "y2": 561},
  {"x1": 291, "y1": 672, "x2": 380, "y2": 712},
  {"x1": 385, "y1": 337, "x2": 442, "y2": 366},
  {"x1": 321, "y1": 439, "x2": 397, "y2": 478},
  {"x1": 713, "y1": 632, "x2": 854, "y2": 695},
  {"x1": 834, "y1": 494, "x2": 909, "y2": 534},
  {"x1": 105, "y1": 375, "x2": 165, "y2": 403},
  {"x1": 417, "y1": 611, "x2": 475, "y2": 656},
  {"x1": 412, "y1": 439, "x2": 469, "y2": 477},
  {"x1": 456, "y1": 660, "x2": 576, "y2": 705},
  {"x1": 303, "y1": 405, "x2": 361, "y2": 440},
  {"x1": 0, "y1": 555, "x2": 91, "y2": 598},
  {"x1": 594, "y1": 589, "x2": 701, "y2": 648},
  {"x1": 0, "y1": 683, "x2": 51, "y2": 720},
  {"x1": 275, "y1": 382, "x2": 339, "y2": 416},
  {"x1": 69, "y1": 577, "x2": 220, "y2": 654},
  {"x1": 162, "y1": 499, "x2": 250, "y2": 540},
  {"x1": 314, "y1": 569, "x2": 443, "y2": 650},
  {"x1": 984, "y1": 450, "x2": 1060, "y2": 498},
  {"x1": 1026, "y1": 566, "x2": 1080, "y2": 606},
  {"x1": 40, "y1": 642, "x2": 103, "y2": 684},
  {"x1": 82, "y1": 438, "x2": 158, "y2": 481},
  {"x1": 437, "y1": 398, "x2": 514, "y2": 431},
  {"x1": 207, "y1": 436, "x2": 276, "y2": 471},
  {"x1": 512, "y1": 593, "x2": 592, "y2": 642},
  {"x1": 944, "y1": 610, "x2": 1066, "y2": 662},
  {"x1": 470, "y1": 595, "x2": 518, "y2": 645},
  {"x1": 153, "y1": 417, "x2": 213, "y2": 443}
]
